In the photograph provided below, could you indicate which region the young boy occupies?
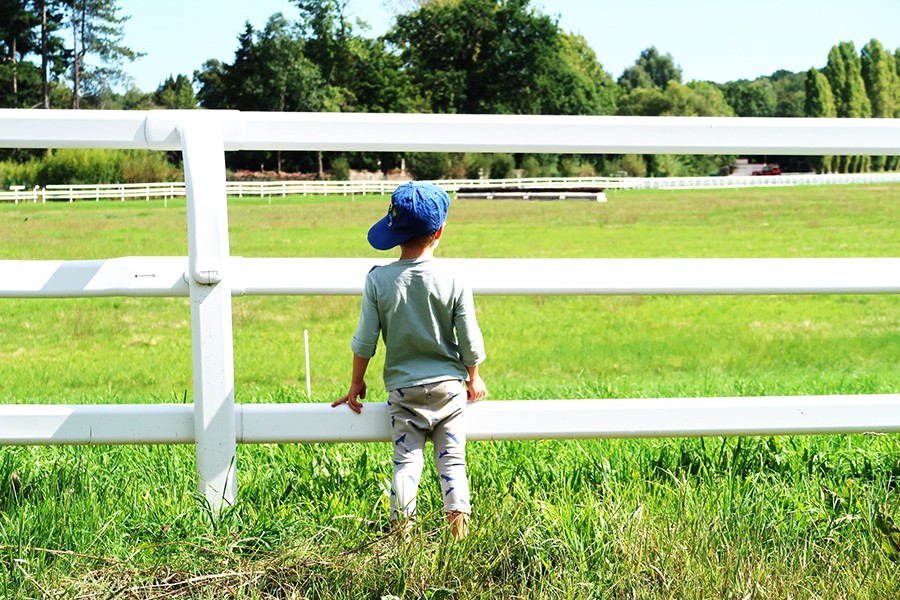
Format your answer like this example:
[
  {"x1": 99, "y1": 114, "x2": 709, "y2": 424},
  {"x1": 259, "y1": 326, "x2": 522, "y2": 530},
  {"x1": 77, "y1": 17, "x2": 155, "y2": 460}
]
[{"x1": 332, "y1": 181, "x2": 488, "y2": 538}]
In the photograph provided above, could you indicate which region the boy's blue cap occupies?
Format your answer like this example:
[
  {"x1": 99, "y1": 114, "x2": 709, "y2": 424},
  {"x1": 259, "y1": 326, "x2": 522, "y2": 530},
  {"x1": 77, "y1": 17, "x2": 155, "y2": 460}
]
[{"x1": 367, "y1": 182, "x2": 450, "y2": 250}]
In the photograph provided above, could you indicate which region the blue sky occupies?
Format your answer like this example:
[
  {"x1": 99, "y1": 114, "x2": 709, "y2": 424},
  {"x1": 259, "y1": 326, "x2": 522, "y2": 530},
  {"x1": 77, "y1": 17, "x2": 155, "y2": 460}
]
[{"x1": 119, "y1": 0, "x2": 900, "y2": 93}]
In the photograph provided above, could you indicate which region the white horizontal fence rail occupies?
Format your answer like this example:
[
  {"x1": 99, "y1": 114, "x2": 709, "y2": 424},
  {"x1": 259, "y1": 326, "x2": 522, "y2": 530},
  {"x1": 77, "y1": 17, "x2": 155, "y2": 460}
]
[
  {"x1": 1, "y1": 108, "x2": 899, "y2": 511},
  {"x1": 4, "y1": 173, "x2": 900, "y2": 204},
  {"x1": 3, "y1": 395, "x2": 900, "y2": 446},
  {"x1": 4, "y1": 110, "x2": 900, "y2": 153},
  {"x1": 3, "y1": 257, "x2": 900, "y2": 298},
  {"x1": 42, "y1": 182, "x2": 185, "y2": 202}
]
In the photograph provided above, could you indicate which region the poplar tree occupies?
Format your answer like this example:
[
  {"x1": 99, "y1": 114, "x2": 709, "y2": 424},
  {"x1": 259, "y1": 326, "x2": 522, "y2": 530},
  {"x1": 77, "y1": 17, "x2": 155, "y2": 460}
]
[
  {"x1": 804, "y1": 68, "x2": 836, "y2": 118},
  {"x1": 824, "y1": 42, "x2": 871, "y2": 172},
  {"x1": 804, "y1": 68, "x2": 837, "y2": 172},
  {"x1": 860, "y1": 39, "x2": 896, "y2": 170},
  {"x1": 895, "y1": 49, "x2": 900, "y2": 118},
  {"x1": 860, "y1": 39, "x2": 896, "y2": 118},
  {"x1": 824, "y1": 41, "x2": 871, "y2": 118}
]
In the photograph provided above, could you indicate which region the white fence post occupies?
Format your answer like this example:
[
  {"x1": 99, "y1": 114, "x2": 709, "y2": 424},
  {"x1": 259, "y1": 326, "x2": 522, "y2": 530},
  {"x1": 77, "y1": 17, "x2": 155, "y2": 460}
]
[{"x1": 181, "y1": 119, "x2": 238, "y2": 512}]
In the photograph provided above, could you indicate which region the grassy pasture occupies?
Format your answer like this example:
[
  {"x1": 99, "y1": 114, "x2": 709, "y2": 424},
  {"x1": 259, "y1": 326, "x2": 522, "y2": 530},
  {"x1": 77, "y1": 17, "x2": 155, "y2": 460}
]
[{"x1": 0, "y1": 185, "x2": 899, "y2": 598}]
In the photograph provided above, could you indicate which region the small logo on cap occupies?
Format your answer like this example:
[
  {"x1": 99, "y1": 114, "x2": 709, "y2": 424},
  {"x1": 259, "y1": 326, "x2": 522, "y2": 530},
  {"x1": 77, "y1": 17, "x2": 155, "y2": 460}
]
[{"x1": 387, "y1": 203, "x2": 399, "y2": 228}]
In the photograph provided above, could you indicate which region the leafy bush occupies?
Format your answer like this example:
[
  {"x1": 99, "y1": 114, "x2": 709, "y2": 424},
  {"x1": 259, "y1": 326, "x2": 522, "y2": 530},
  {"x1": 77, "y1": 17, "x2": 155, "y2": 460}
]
[
  {"x1": 558, "y1": 156, "x2": 595, "y2": 177},
  {"x1": 0, "y1": 159, "x2": 40, "y2": 188},
  {"x1": 446, "y1": 153, "x2": 469, "y2": 179},
  {"x1": 463, "y1": 153, "x2": 492, "y2": 179},
  {"x1": 406, "y1": 152, "x2": 449, "y2": 180},
  {"x1": 520, "y1": 156, "x2": 542, "y2": 178},
  {"x1": 329, "y1": 156, "x2": 350, "y2": 181},
  {"x1": 489, "y1": 153, "x2": 516, "y2": 179},
  {"x1": 619, "y1": 154, "x2": 648, "y2": 177},
  {"x1": 120, "y1": 151, "x2": 182, "y2": 183},
  {"x1": 0, "y1": 149, "x2": 180, "y2": 188}
]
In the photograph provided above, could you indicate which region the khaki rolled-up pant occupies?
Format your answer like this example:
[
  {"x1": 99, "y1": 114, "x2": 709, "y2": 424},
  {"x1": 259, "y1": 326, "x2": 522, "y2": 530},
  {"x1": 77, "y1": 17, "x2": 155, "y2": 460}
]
[{"x1": 387, "y1": 379, "x2": 470, "y2": 521}]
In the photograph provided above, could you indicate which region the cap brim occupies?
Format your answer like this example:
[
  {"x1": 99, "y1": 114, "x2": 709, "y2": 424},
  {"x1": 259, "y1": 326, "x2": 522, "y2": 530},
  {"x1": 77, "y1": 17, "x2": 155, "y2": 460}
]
[{"x1": 367, "y1": 215, "x2": 411, "y2": 250}]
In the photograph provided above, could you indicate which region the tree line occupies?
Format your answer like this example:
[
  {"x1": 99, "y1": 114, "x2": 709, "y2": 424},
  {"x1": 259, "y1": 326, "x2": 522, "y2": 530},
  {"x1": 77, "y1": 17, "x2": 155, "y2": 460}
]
[{"x1": 2, "y1": 0, "x2": 899, "y2": 180}]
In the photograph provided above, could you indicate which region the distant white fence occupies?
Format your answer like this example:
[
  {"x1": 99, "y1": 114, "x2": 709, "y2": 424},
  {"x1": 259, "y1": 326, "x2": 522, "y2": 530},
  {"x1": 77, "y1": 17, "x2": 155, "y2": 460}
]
[
  {"x1": 1, "y1": 109, "x2": 899, "y2": 512},
  {"x1": 4, "y1": 172, "x2": 900, "y2": 204}
]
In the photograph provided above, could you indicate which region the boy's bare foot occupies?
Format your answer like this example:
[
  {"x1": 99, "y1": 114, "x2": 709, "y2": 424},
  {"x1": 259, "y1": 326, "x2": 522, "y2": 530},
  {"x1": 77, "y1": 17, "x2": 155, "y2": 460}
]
[
  {"x1": 447, "y1": 511, "x2": 469, "y2": 539},
  {"x1": 390, "y1": 517, "x2": 414, "y2": 540}
]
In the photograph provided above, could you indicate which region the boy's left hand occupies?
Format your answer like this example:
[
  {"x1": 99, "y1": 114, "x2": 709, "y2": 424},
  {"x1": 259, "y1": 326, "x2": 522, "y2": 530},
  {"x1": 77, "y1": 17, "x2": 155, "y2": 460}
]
[
  {"x1": 466, "y1": 375, "x2": 488, "y2": 402},
  {"x1": 333, "y1": 381, "x2": 366, "y2": 414}
]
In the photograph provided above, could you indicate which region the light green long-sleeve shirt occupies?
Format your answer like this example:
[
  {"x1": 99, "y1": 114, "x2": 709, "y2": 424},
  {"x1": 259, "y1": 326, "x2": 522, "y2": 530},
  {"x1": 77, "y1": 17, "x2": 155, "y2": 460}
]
[{"x1": 350, "y1": 257, "x2": 486, "y2": 391}]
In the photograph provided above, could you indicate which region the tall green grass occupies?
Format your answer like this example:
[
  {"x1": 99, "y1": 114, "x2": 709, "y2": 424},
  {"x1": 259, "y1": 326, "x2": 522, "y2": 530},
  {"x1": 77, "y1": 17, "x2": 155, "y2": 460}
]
[{"x1": 0, "y1": 185, "x2": 899, "y2": 598}]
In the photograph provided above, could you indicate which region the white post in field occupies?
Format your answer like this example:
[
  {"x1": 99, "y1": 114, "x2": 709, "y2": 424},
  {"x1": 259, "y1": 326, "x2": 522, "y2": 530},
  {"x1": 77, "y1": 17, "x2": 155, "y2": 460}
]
[
  {"x1": 304, "y1": 329, "x2": 311, "y2": 399},
  {"x1": 181, "y1": 120, "x2": 238, "y2": 510}
]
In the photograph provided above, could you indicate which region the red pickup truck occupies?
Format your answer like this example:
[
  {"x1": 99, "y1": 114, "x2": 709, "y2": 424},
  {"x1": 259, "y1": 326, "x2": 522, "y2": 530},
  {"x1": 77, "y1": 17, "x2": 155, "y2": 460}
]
[{"x1": 752, "y1": 164, "x2": 782, "y2": 176}]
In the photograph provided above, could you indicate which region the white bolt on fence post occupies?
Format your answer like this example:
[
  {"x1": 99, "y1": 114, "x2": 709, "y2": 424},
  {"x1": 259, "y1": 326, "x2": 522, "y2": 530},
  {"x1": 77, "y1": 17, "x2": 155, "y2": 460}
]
[{"x1": 181, "y1": 119, "x2": 238, "y2": 512}]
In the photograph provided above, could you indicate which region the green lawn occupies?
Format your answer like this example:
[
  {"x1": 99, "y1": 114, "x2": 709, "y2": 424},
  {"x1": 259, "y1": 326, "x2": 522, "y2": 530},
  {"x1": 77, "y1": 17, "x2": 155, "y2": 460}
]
[{"x1": 0, "y1": 185, "x2": 899, "y2": 598}]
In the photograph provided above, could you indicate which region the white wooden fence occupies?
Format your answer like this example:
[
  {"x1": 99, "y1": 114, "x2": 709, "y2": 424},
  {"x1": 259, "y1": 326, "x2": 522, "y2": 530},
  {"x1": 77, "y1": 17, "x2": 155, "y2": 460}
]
[
  {"x1": 4, "y1": 172, "x2": 900, "y2": 204},
  {"x1": 1, "y1": 109, "x2": 899, "y2": 512}
]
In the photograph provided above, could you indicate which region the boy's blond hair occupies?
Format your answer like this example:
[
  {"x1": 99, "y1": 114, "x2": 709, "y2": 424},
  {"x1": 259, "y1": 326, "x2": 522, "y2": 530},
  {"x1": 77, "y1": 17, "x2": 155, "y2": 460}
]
[{"x1": 400, "y1": 231, "x2": 439, "y2": 250}]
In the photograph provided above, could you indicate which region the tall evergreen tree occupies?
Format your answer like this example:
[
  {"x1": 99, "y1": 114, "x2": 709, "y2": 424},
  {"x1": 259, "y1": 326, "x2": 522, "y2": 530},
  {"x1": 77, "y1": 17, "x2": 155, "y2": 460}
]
[
  {"x1": 154, "y1": 74, "x2": 196, "y2": 109},
  {"x1": 67, "y1": 0, "x2": 141, "y2": 108},
  {"x1": 37, "y1": 0, "x2": 67, "y2": 108},
  {"x1": 0, "y1": 0, "x2": 40, "y2": 106},
  {"x1": 195, "y1": 15, "x2": 327, "y2": 173},
  {"x1": 293, "y1": 0, "x2": 349, "y2": 83}
]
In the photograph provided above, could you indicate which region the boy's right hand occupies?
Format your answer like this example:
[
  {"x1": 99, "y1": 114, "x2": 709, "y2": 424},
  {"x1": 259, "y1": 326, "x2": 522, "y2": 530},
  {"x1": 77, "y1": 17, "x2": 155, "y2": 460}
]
[{"x1": 332, "y1": 380, "x2": 366, "y2": 414}]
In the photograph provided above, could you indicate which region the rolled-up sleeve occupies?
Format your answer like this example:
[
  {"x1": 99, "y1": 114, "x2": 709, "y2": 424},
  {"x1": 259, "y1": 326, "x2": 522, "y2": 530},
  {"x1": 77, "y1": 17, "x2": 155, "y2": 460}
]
[
  {"x1": 350, "y1": 274, "x2": 380, "y2": 359},
  {"x1": 454, "y1": 284, "x2": 486, "y2": 367}
]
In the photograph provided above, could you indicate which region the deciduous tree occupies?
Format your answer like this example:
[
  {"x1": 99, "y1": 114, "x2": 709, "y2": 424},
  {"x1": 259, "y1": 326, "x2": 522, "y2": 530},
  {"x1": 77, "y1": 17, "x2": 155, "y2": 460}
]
[
  {"x1": 770, "y1": 69, "x2": 806, "y2": 117},
  {"x1": 389, "y1": 0, "x2": 606, "y2": 115},
  {"x1": 617, "y1": 46, "x2": 682, "y2": 92},
  {"x1": 721, "y1": 79, "x2": 777, "y2": 117}
]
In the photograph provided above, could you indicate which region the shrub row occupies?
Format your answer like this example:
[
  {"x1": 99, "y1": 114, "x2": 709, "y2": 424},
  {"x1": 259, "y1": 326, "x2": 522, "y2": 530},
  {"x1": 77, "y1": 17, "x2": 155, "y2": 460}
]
[{"x1": 0, "y1": 148, "x2": 182, "y2": 188}]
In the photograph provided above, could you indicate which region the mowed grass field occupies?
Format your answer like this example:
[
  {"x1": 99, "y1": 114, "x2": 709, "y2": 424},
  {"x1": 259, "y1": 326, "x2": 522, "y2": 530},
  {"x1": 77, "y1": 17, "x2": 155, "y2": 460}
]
[{"x1": 0, "y1": 184, "x2": 899, "y2": 598}]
